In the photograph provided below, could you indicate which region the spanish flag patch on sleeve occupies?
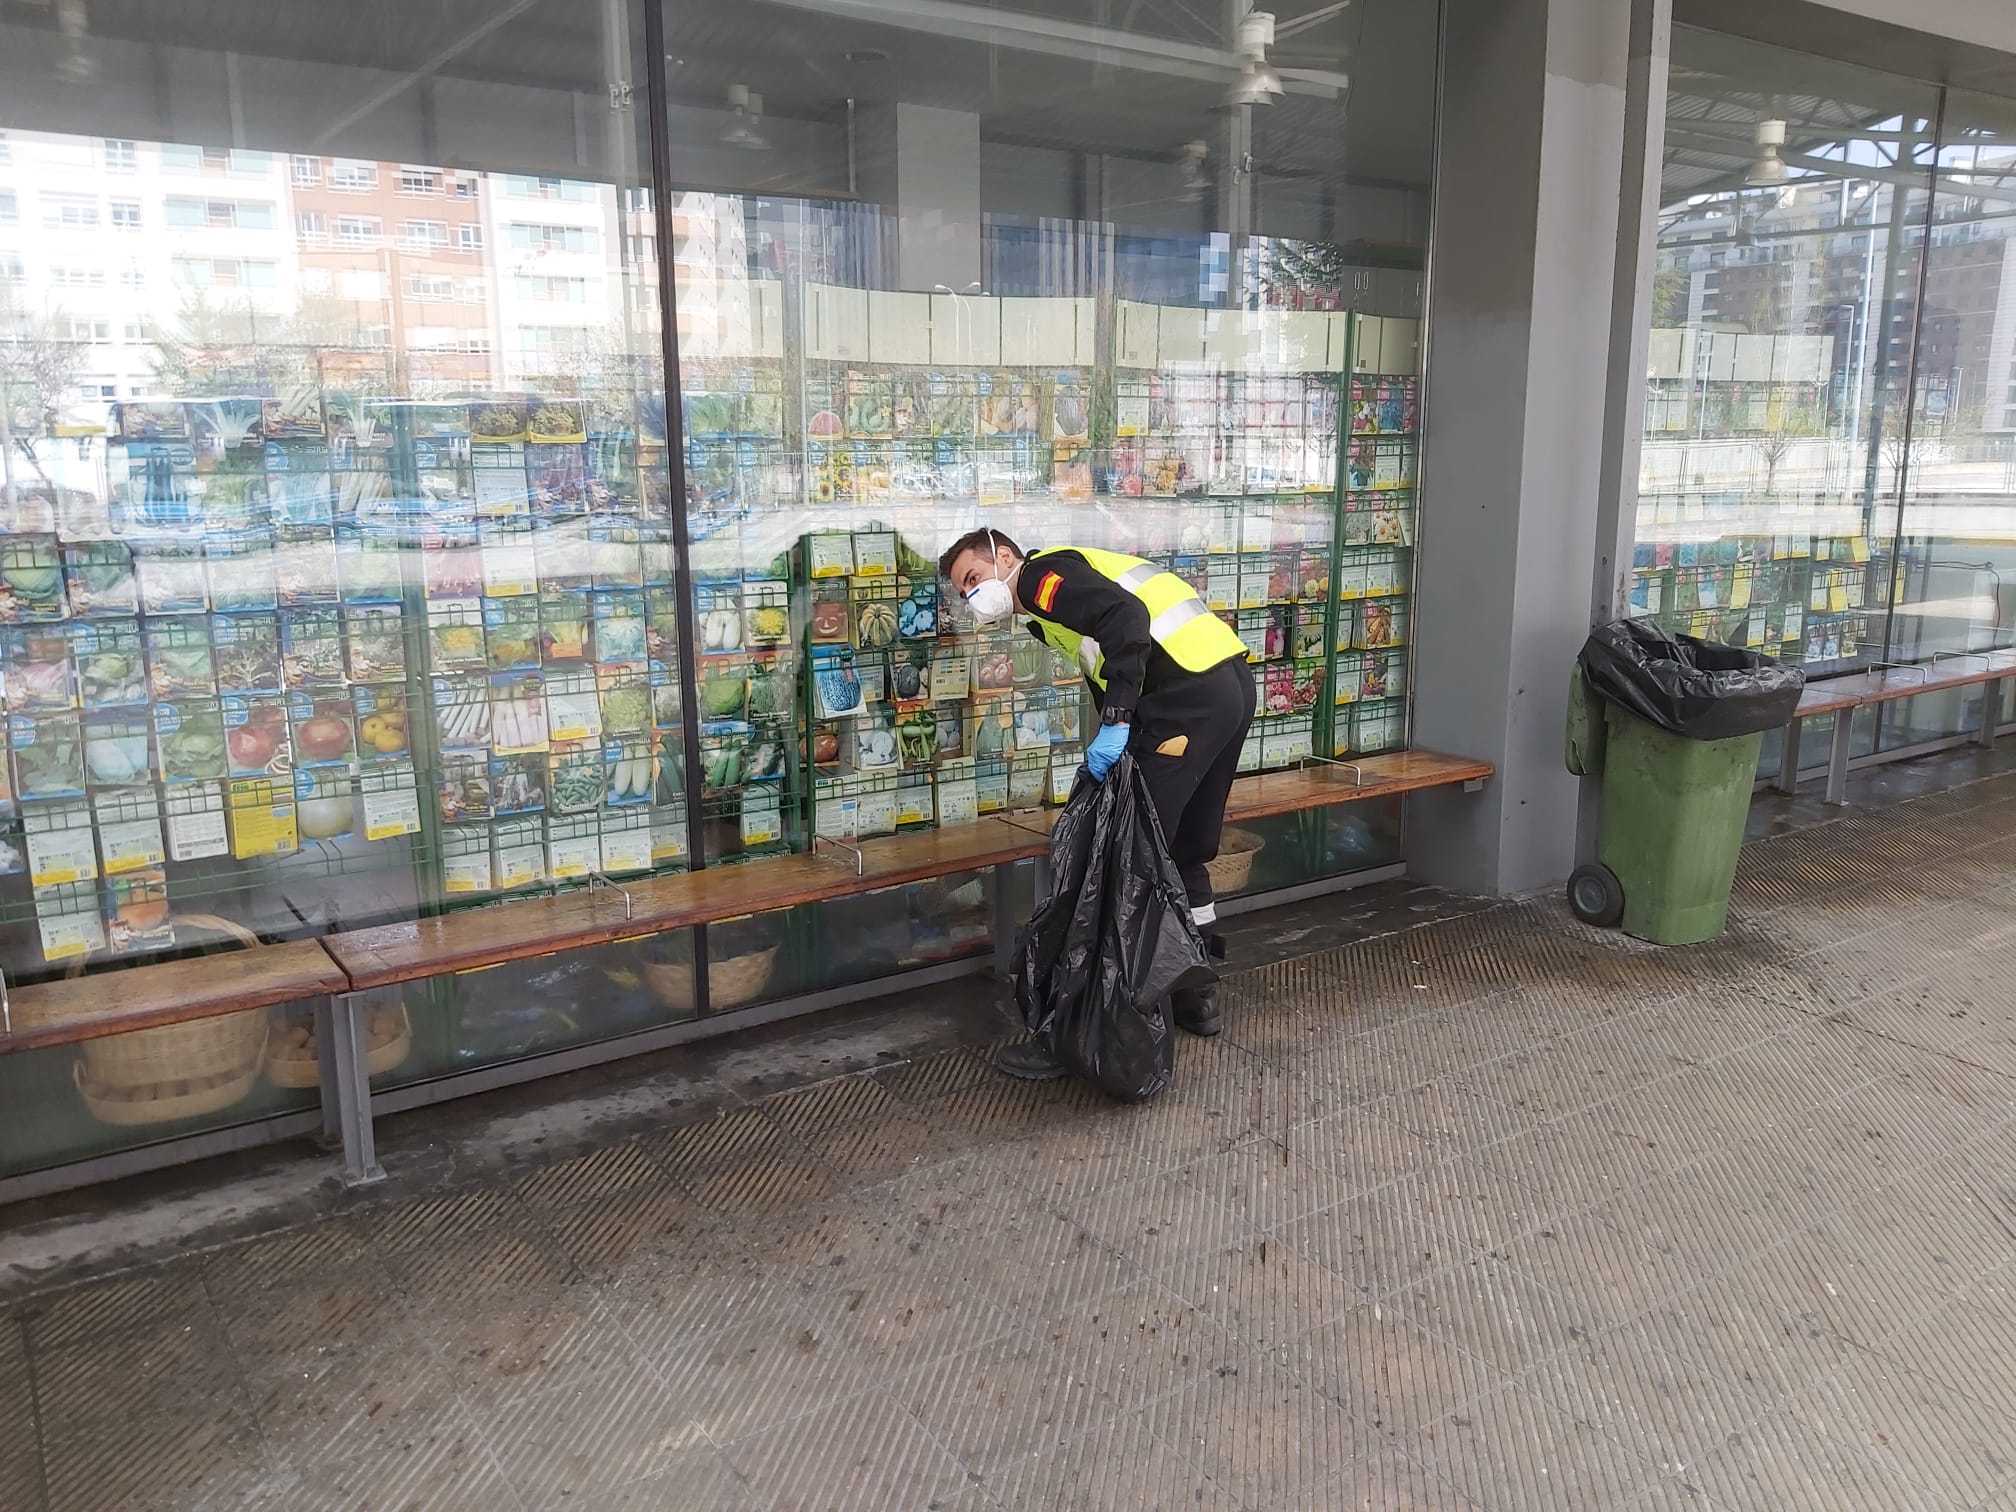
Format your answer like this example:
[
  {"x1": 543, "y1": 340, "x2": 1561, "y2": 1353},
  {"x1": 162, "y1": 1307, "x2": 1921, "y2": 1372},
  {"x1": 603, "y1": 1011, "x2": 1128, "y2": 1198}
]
[{"x1": 1034, "y1": 571, "x2": 1063, "y2": 613}]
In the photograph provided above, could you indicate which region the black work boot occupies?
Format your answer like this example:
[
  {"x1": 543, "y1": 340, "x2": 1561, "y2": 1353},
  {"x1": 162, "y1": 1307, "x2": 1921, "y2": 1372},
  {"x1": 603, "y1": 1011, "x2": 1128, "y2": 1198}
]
[
  {"x1": 1170, "y1": 981, "x2": 1222, "y2": 1037},
  {"x1": 995, "y1": 1039, "x2": 1067, "y2": 1080}
]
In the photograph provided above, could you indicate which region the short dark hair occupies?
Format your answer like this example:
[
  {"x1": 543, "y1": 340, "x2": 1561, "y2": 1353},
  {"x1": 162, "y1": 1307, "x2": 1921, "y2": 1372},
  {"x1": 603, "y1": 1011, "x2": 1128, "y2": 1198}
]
[{"x1": 937, "y1": 527, "x2": 1022, "y2": 583}]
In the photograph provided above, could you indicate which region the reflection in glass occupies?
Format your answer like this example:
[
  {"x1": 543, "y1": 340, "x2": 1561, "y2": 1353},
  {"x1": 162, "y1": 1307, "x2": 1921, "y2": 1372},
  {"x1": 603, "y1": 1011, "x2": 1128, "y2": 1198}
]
[{"x1": 1637, "y1": 29, "x2": 1939, "y2": 674}]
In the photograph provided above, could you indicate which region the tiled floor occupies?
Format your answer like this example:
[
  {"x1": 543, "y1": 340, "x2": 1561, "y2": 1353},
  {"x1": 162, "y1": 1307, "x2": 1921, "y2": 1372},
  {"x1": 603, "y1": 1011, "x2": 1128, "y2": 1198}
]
[{"x1": 9, "y1": 769, "x2": 2016, "y2": 1507}]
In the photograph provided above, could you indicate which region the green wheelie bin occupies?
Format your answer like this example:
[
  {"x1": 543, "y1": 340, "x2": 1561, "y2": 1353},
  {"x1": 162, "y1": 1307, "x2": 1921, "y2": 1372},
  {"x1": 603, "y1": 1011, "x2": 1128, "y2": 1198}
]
[{"x1": 1566, "y1": 620, "x2": 1805, "y2": 946}]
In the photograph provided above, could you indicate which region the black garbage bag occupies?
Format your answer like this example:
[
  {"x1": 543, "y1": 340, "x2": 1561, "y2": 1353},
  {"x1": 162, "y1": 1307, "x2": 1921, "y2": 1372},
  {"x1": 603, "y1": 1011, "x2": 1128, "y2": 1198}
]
[
  {"x1": 1579, "y1": 617, "x2": 1805, "y2": 741},
  {"x1": 1011, "y1": 755, "x2": 1216, "y2": 1102}
]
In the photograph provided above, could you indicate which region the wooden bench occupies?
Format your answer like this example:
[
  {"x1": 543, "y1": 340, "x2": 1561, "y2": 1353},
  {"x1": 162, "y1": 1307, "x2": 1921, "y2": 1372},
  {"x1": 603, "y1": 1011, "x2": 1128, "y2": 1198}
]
[
  {"x1": 1, "y1": 748, "x2": 1492, "y2": 1189},
  {"x1": 0, "y1": 941, "x2": 347, "y2": 1052},
  {"x1": 1777, "y1": 651, "x2": 2016, "y2": 803}
]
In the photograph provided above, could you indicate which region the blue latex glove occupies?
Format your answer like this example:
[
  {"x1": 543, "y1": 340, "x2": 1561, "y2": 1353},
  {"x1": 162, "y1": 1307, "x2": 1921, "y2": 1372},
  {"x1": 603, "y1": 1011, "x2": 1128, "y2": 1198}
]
[{"x1": 1085, "y1": 721, "x2": 1130, "y2": 780}]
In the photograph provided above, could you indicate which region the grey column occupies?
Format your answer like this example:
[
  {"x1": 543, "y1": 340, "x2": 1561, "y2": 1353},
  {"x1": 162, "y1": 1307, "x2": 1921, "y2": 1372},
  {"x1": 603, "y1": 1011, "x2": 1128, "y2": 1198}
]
[{"x1": 1407, "y1": 0, "x2": 1669, "y2": 896}]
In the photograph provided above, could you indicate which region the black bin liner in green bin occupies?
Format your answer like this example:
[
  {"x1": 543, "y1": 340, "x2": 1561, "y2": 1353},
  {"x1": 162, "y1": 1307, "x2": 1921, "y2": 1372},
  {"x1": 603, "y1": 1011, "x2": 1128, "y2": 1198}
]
[{"x1": 1579, "y1": 618, "x2": 1805, "y2": 742}]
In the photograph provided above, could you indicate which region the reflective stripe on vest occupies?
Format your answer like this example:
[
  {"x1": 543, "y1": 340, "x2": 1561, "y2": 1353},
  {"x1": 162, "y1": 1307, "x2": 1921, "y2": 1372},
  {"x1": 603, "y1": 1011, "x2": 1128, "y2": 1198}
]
[{"x1": 1026, "y1": 546, "x2": 1246, "y2": 688}]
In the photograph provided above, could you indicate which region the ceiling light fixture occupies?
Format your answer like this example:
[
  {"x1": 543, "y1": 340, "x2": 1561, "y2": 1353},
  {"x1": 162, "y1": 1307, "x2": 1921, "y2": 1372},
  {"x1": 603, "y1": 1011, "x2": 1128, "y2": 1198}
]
[
  {"x1": 1746, "y1": 118, "x2": 1788, "y2": 188},
  {"x1": 721, "y1": 84, "x2": 770, "y2": 152},
  {"x1": 1224, "y1": 10, "x2": 1283, "y2": 109}
]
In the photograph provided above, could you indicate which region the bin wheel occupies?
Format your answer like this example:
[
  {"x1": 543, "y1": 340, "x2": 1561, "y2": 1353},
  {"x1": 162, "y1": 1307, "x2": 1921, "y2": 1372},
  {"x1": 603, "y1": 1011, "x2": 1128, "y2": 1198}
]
[{"x1": 1568, "y1": 864, "x2": 1625, "y2": 928}]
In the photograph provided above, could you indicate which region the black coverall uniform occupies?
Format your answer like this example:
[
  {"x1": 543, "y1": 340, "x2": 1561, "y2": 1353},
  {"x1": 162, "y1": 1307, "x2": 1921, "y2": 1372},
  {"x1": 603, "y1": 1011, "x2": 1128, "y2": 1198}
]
[{"x1": 1020, "y1": 550, "x2": 1258, "y2": 930}]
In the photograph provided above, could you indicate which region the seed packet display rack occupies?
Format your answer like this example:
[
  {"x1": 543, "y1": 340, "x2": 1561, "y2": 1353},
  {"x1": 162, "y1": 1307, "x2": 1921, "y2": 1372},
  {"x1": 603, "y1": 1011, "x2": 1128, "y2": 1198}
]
[
  {"x1": 0, "y1": 389, "x2": 703, "y2": 1099},
  {"x1": 1629, "y1": 491, "x2": 1879, "y2": 675},
  {"x1": 0, "y1": 304, "x2": 1424, "y2": 1065},
  {"x1": 673, "y1": 299, "x2": 1422, "y2": 967}
]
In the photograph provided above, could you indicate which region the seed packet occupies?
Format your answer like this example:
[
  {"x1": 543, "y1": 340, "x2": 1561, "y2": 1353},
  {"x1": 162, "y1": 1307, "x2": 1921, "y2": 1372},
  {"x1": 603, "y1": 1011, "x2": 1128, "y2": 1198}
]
[
  {"x1": 293, "y1": 767, "x2": 357, "y2": 844},
  {"x1": 483, "y1": 595, "x2": 542, "y2": 673},
  {"x1": 154, "y1": 698, "x2": 228, "y2": 785},
  {"x1": 492, "y1": 815, "x2": 546, "y2": 891},
  {"x1": 12, "y1": 712, "x2": 86, "y2": 799},
  {"x1": 431, "y1": 674, "x2": 492, "y2": 752},
  {"x1": 222, "y1": 692, "x2": 293, "y2": 777},
  {"x1": 274, "y1": 525, "x2": 340, "y2": 606},
  {"x1": 597, "y1": 668, "x2": 651, "y2": 740},
  {"x1": 104, "y1": 868, "x2": 174, "y2": 956},
  {"x1": 0, "y1": 622, "x2": 62, "y2": 707},
  {"x1": 266, "y1": 457, "x2": 336, "y2": 528},
  {"x1": 600, "y1": 805, "x2": 652, "y2": 875},
  {"x1": 440, "y1": 822, "x2": 494, "y2": 895},
  {"x1": 491, "y1": 671, "x2": 549, "y2": 755},
  {"x1": 481, "y1": 523, "x2": 539, "y2": 598},
  {"x1": 427, "y1": 600, "x2": 488, "y2": 673},
  {"x1": 35, "y1": 879, "x2": 105, "y2": 964},
  {"x1": 470, "y1": 399, "x2": 529, "y2": 446},
  {"x1": 438, "y1": 751, "x2": 493, "y2": 824},
  {"x1": 358, "y1": 762, "x2": 418, "y2": 843},
  {"x1": 424, "y1": 542, "x2": 483, "y2": 600},
  {"x1": 162, "y1": 782, "x2": 228, "y2": 860},
  {"x1": 539, "y1": 589, "x2": 593, "y2": 664},
  {"x1": 225, "y1": 774, "x2": 299, "y2": 859},
  {"x1": 344, "y1": 604, "x2": 407, "y2": 683},
  {"x1": 94, "y1": 786, "x2": 166, "y2": 876},
  {"x1": 211, "y1": 613, "x2": 283, "y2": 695},
  {"x1": 0, "y1": 536, "x2": 69, "y2": 623},
  {"x1": 338, "y1": 532, "x2": 405, "y2": 605},
  {"x1": 136, "y1": 548, "x2": 209, "y2": 616},
  {"x1": 591, "y1": 588, "x2": 647, "y2": 666},
  {"x1": 24, "y1": 797, "x2": 96, "y2": 886},
  {"x1": 280, "y1": 606, "x2": 346, "y2": 688},
  {"x1": 353, "y1": 684, "x2": 410, "y2": 763},
  {"x1": 73, "y1": 619, "x2": 146, "y2": 709},
  {"x1": 83, "y1": 708, "x2": 152, "y2": 788},
  {"x1": 61, "y1": 541, "x2": 138, "y2": 619},
  {"x1": 206, "y1": 531, "x2": 279, "y2": 614},
  {"x1": 288, "y1": 689, "x2": 356, "y2": 771},
  {"x1": 544, "y1": 667, "x2": 603, "y2": 745}
]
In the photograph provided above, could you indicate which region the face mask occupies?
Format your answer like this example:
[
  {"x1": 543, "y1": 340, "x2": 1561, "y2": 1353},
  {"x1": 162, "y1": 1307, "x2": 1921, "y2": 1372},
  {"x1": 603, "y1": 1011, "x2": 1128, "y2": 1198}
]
[{"x1": 965, "y1": 575, "x2": 1014, "y2": 625}]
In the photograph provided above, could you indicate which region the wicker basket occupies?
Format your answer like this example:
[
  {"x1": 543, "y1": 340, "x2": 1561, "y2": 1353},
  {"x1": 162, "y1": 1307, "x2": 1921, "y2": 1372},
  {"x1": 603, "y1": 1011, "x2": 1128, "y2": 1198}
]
[
  {"x1": 75, "y1": 1038, "x2": 266, "y2": 1127},
  {"x1": 643, "y1": 945, "x2": 779, "y2": 1012},
  {"x1": 71, "y1": 914, "x2": 270, "y2": 1094},
  {"x1": 1205, "y1": 829, "x2": 1265, "y2": 896},
  {"x1": 264, "y1": 1000, "x2": 413, "y2": 1088}
]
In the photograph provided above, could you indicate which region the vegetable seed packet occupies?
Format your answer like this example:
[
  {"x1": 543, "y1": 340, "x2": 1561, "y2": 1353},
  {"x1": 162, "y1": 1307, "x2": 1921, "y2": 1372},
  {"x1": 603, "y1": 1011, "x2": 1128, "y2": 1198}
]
[
  {"x1": 211, "y1": 613, "x2": 283, "y2": 696},
  {"x1": 72, "y1": 619, "x2": 145, "y2": 709},
  {"x1": 279, "y1": 606, "x2": 346, "y2": 688},
  {"x1": 344, "y1": 604, "x2": 407, "y2": 683},
  {"x1": 0, "y1": 536, "x2": 70, "y2": 623},
  {"x1": 135, "y1": 547, "x2": 209, "y2": 616},
  {"x1": 60, "y1": 541, "x2": 138, "y2": 619},
  {"x1": 153, "y1": 698, "x2": 228, "y2": 785},
  {"x1": 11, "y1": 712, "x2": 86, "y2": 800}
]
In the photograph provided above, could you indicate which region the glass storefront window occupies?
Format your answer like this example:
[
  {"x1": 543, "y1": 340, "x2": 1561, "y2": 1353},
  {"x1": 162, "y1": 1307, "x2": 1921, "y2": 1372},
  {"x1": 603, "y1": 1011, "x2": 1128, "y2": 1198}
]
[
  {"x1": 0, "y1": 0, "x2": 681, "y2": 1164},
  {"x1": 0, "y1": 0, "x2": 1438, "y2": 1179},
  {"x1": 1884, "y1": 90, "x2": 2016, "y2": 744},
  {"x1": 1637, "y1": 29, "x2": 1940, "y2": 677},
  {"x1": 660, "y1": 0, "x2": 1432, "y2": 890}
]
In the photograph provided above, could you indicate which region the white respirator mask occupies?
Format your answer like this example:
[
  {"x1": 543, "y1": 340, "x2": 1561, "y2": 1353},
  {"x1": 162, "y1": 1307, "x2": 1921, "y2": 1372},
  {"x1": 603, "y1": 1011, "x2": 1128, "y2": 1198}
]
[{"x1": 962, "y1": 531, "x2": 1015, "y2": 624}]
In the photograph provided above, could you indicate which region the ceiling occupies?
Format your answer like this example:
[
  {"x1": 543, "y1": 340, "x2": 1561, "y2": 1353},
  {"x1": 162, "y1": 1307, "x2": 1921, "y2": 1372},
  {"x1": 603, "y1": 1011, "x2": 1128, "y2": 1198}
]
[
  {"x1": 0, "y1": 0, "x2": 1437, "y2": 196},
  {"x1": 1659, "y1": 23, "x2": 2016, "y2": 209}
]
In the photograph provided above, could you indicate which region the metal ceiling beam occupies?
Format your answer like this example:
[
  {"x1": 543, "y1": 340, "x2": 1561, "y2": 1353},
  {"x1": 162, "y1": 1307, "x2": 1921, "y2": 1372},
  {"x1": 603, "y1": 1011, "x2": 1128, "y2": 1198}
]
[{"x1": 750, "y1": 0, "x2": 1348, "y2": 97}]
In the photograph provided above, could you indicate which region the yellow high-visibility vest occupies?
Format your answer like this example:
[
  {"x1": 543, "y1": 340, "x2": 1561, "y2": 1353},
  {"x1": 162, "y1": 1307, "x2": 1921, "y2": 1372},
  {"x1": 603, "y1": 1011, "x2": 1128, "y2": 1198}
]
[{"x1": 1025, "y1": 546, "x2": 1246, "y2": 689}]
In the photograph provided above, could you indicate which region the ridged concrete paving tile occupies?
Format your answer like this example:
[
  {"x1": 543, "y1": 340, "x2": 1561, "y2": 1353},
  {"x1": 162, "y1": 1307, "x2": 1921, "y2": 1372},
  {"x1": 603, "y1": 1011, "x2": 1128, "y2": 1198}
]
[{"x1": 12, "y1": 771, "x2": 2016, "y2": 1507}]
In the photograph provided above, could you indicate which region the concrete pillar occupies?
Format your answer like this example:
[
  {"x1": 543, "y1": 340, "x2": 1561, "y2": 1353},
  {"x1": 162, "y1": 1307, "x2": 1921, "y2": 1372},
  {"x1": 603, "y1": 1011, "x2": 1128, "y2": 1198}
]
[
  {"x1": 1407, "y1": 0, "x2": 1668, "y2": 896},
  {"x1": 858, "y1": 101, "x2": 983, "y2": 294}
]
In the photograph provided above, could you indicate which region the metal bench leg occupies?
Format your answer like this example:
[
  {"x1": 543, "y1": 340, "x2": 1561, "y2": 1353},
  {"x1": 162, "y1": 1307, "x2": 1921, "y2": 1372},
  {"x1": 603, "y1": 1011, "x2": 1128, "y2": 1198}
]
[
  {"x1": 1825, "y1": 710, "x2": 1853, "y2": 805},
  {"x1": 1776, "y1": 717, "x2": 1803, "y2": 795},
  {"x1": 1978, "y1": 678, "x2": 2003, "y2": 749},
  {"x1": 317, "y1": 994, "x2": 385, "y2": 1187},
  {"x1": 991, "y1": 861, "x2": 1016, "y2": 981}
]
